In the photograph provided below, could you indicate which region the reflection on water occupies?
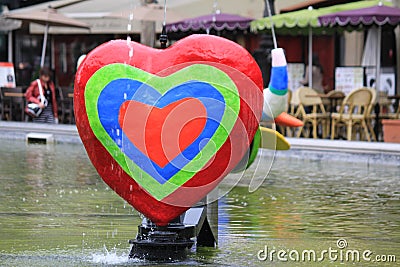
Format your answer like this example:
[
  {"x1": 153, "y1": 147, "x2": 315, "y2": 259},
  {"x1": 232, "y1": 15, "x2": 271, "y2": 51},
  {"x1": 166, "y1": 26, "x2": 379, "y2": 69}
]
[{"x1": 0, "y1": 140, "x2": 399, "y2": 266}]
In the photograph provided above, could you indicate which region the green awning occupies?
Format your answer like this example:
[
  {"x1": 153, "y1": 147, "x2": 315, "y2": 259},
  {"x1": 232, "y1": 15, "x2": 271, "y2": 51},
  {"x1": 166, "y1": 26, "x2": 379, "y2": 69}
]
[{"x1": 251, "y1": 0, "x2": 392, "y2": 35}]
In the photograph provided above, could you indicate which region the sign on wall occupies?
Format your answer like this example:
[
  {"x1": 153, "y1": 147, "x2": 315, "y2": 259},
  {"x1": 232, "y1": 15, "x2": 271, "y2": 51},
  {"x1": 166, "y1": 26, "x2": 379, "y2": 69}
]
[
  {"x1": 335, "y1": 67, "x2": 364, "y2": 95},
  {"x1": 287, "y1": 63, "x2": 305, "y2": 92},
  {"x1": 0, "y1": 62, "x2": 16, "y2": 88},
  {"x1": 365, "y1": 67, "x2": 396, "y2": 96}
]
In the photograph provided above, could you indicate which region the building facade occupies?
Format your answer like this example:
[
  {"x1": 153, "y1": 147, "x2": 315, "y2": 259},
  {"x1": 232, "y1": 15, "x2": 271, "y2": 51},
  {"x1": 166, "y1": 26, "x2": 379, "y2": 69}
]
[{"x1": 1, "y1": 0, "x2": 399, "y2": 92}]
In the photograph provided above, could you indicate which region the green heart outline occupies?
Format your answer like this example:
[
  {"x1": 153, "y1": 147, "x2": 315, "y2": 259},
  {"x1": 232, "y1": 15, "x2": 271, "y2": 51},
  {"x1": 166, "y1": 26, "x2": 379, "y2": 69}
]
[{"x1": 85, "y1": 63, "x2": 240, "y2": 200}]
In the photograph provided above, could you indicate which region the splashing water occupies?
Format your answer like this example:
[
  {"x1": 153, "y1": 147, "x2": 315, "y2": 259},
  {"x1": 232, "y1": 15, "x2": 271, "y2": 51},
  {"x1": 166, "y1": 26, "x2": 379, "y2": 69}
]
[{"x1": 91, "y1": 245, "x2": 134, "y2": 265}]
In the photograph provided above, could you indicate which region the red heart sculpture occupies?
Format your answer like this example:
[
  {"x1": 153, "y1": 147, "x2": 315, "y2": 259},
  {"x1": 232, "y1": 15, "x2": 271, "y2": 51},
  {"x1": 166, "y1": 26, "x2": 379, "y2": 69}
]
[
  {"x1": 74, "y1": 35, "x2": 263, "y2": 225},
  {"x1": 119, "y1": 98, "x2": 207, "y2": 168}
]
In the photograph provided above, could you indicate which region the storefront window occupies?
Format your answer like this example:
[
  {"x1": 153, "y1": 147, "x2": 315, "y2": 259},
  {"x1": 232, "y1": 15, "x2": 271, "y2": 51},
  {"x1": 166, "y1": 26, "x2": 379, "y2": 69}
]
[
  {"x1": 14, "y1": 33, "x2": 43, "y2": 86},
  {"x1": 0, "y1": 34, "x2": 7, "y2": 62}
]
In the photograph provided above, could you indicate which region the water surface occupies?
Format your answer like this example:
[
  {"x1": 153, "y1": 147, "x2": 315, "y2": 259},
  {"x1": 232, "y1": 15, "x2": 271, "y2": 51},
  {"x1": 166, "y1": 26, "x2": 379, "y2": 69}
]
[{"x1": 0, "y1": 140, "x2": 398, "y2": 266}]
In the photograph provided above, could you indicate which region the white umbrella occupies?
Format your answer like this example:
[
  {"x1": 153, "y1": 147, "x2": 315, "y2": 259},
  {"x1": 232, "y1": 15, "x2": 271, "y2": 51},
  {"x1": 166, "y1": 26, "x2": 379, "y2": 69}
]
[
  {"x1": 3, "y1": 7, "x2": 90, "y2": 67},
  {"x1": 361, "y1": 26, "x2": 378, "y2": 67}
]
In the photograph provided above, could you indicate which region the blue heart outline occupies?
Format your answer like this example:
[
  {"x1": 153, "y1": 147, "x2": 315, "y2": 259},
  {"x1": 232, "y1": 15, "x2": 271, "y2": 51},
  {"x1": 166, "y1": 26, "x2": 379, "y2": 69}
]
[{"x1": 98, "y1": 78, "x2": 225, "y2": 184}]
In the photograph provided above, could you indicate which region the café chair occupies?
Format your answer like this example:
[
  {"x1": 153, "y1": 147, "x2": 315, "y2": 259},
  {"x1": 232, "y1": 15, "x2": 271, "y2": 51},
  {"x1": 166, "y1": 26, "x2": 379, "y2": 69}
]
[
  {"x1": 278, "y1": 89, "x2": 293, "y2": 136},
  {"x1": 0, "y1": 88, "x2": 5, "y2": 120},
  {"x1": 388, "y1": 104, "x2": 400, "y2": 119},
  {"x1": 56, "y1": 86, "x2": 66, "y2": 123},
  {"x1": 331, "y1": 87, "x2": 373, "y2": 141},
  {"x1": 0, "y1": 86, "x2": 26, "y2": 121},
  {"x1": 364, "y1": 87, "x2": 377, "y2": 141},
  {"x1": 365, "y1": 89, "x2": 399, "y2": 141},
  {"x1": 378, "y1": 91, "x2": 400, "y2": 120},
  {"x1": 57, "y1": 86, "x2": 75, "y2": 124},
  {"x1": 289, "y1": 88, "x2": 300, "y2": 116},
  {"x1": 284, "y1": 88, "x2": 301, "y2": 137},
  {"x1": 295, "y1": 87, "x2": 330, "y2": 139},
  {"x1": 1, "y1": 87, "x2": 12, "y2": 120}
]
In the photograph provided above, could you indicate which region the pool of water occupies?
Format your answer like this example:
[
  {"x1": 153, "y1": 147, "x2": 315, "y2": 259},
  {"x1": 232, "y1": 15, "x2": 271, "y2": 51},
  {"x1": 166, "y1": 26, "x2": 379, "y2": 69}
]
[{"x1": 0, "y1": 140, "x2": 399, "y2": 266}]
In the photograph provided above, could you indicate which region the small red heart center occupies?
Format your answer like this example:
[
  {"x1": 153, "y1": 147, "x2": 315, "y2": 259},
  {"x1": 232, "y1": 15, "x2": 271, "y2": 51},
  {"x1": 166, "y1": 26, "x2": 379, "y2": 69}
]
[{"x1": 119, "y1": 98, "x2": 207, "y2": 168}]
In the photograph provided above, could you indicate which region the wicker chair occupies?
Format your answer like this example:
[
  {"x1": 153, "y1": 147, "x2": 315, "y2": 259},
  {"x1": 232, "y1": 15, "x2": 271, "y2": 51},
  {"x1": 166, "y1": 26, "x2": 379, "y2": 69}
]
[
  {"x1": 331, "y1": 88, "x2": 373, "y2": 141},
  {"x1": 295, "y1": 87, "x2": 330, "y2": 139},
  {"x1": 379, "y1": 91, "x2": 400, "y2": 120},
  {"x1": 278, "y1": 89, "x2": 292, "y2": 136},
  {"x1": 365, "y1": 89, "x2": 400, "y2": 141},
  {"x1": 57, "y1": 86, "x2": 75, "y2": 124}
]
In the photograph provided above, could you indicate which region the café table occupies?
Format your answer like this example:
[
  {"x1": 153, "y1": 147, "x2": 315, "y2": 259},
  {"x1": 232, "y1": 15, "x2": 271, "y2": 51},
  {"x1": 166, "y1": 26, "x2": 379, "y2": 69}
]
[
  {"x1": 388, "y1": 95, "x2": 400, "y2": 100},
  {"x1": 1, "y1": 87, "x2": 26, "y2": 121},
  {"x1": 388, "y1": 95, "x2": 400, "y2": 108},
  {"x1": 387, "y1": 94, "x2": 400, "y2": 117},
  {"x1": 305, "y1": 92, "x2": 345, "y2": 138},
  {"x1": 59, "y1": 89, "x2": 74, "y2": 124},
  {"x1": 306, "y1": 91, "x2": 345, "y2": 113}
]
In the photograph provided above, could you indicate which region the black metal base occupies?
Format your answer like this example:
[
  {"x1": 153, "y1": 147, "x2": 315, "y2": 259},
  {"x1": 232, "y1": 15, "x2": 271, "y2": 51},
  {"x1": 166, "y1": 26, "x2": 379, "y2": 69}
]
[
  {"x1": 130, "y1": 241, "x2": 192, "y2": 262},
  {"x1": 129, "y1": 220, "x2": 195, "y2": 261},
  {"x1": 129, "y1": 199, "x2": 218, "y2": 262}
]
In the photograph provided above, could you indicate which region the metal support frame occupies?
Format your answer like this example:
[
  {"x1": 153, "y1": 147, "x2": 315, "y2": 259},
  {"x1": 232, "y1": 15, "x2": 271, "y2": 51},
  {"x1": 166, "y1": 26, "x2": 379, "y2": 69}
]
[{"x1": 129, "y1": 195, "x2": 218, "y2": 262}]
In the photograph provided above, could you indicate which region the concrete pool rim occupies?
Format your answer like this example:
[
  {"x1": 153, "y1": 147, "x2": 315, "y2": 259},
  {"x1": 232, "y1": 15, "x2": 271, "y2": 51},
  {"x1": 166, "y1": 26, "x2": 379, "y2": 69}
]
[{"x1": 1, "y1": 121, "x2": 399, "y2": 166}]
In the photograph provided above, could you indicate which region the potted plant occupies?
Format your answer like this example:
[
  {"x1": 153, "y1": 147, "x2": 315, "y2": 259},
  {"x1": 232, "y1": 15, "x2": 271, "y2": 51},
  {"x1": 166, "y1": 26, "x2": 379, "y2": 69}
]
[{"x1": 382, "y1": 119, "x2": 400, "y2": 143}]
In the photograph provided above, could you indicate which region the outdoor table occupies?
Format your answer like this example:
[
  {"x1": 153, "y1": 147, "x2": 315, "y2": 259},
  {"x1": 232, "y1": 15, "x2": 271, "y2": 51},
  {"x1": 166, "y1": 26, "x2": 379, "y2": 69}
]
[
  {"x1": 305, "y1": 93, "x2": 345, "y2": 113},
  {"x1": 1, "y1": 89, "x2": 26, "y2": 121},
  {"x1": 387, "y1": 95, "x2": 400, "y2": 116},
  {"x1": 305, "y1": 93, "x2": 345, "y2": 138},
  {"x1": 388, "y1": 95, "x2": 400, "y2": 99},
  {"x1": 66, "y1": 92, "x2": 75, "y2": 123},
  {"x1": 388, "y1": 95, "x2": 400, "y2": 107},
  {"x1": 4, "y1": 92, "x2": 24, "y2": 97}
]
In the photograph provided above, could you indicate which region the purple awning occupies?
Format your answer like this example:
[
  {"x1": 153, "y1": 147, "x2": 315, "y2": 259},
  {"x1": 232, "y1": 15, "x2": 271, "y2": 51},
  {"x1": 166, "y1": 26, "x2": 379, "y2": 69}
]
[
  {"x1": 318, "y1": 5, "x2": 400, "y2": 27},
  {"x1": 166, "y1": 13, "x2": 253, "y2": 32}
]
